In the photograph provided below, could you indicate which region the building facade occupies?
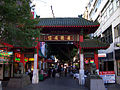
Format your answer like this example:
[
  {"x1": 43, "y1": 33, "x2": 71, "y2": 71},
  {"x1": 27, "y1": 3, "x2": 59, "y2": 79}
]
[{"x1": 85, "y1": 0, "x2": 120, "y2": 84}]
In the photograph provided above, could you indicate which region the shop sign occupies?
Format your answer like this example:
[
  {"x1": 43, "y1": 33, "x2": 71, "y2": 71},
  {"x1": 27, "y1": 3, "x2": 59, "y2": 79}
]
[
  {"x1": 90, "y1": 59, "x2": 94, "y2": 63},
  {"x1": 85, "y1": 60, "x2": 89, "y2": 64},
  {"x1": 98, "y1": 53, "x2": 106, "y2": 57},
  {"x1": 0, "y1": 55, "x2": 12, "y2": 64},
  {"x1": 15, "y1": 53, "x2": 28, "y2": 62},
  {"x1": 99, "y1": 71, "x2": 115, "y2": 83},
  {"x1": 24, "y1": 57, "x2": 28, "y2": 62},
  {"x1": 15, "y1": 53, "x2": 21, "y2": 62},
  {"x1": 29, "y1": 58, "x2": 34, "y2": 61},
  {"x1": 0, "y1": 51, "x2": 13, "y2": 56}
]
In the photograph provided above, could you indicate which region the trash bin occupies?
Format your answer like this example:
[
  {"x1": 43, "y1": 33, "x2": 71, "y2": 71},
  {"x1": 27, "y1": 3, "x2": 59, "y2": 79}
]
[{"x1": 39, "y1": 74, "x2": 44, "y2": 81}]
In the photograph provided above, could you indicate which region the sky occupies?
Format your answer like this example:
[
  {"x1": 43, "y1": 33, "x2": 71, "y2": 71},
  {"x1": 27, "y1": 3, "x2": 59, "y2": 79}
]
[{"x1": 32, "y1": 0, "x2": 89, "y2": 18}]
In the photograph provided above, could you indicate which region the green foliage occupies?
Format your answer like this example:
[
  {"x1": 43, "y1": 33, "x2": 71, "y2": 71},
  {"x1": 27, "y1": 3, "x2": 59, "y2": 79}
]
[{"x1": 0, "y1": 0, "x2": 41, "y2": 47}]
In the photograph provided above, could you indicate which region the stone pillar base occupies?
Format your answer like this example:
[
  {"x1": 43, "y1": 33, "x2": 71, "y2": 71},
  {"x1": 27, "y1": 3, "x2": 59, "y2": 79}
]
[
  {"x1": 79, "y1": 69, "x2": 85, "y2": 85},
  {"x1": 32, "y1": 69, "x2": 39, "y2": 84}
]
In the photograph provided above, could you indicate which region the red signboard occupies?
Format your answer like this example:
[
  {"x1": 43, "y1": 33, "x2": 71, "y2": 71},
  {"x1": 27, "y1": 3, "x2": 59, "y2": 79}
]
[
  {"x1": 44, "y1": 35, "x2": 74, "y2": 41},
  {"x1": 99, "y1": 71, "x2": 115, "y2": 75}
]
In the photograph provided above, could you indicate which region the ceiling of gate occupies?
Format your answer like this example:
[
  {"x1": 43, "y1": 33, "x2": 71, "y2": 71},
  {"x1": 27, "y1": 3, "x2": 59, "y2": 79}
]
[{"x1": 46, "y1": 41, "x2": 77, "y2": 63}]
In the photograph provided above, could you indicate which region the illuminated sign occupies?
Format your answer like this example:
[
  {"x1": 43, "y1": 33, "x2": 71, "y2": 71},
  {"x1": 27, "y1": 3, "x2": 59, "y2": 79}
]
[
  {"x1": 44, "y1": 35, "x2": 74, "y2": 41},
  {"x1": 0, "y1": 51, "x2": 13, "y2": 64},
  {"x1": 15, "y1": 53, "x2": 21, "y2": 62},
  {"x1": 15, "y1": 53, "x2": 28, "y2": 62},
  {"x1": 29, "y1": 58, "x2": 34, "y2": 61},
  {"x1": 24, "y1": 57, "x2": 28, "y2": 62},
  {"x1": 98, "y1": 54, "x2": 106, "y2": 57},
  {"x1": 85, "y1": 60, "x2": 89, "y2": 64},
  {"x1": 90, "y1": 59, "x2": 94, "y2": 63},
  {"x1": 0, "y1": 52, "x2": 13, "y2": 56}
]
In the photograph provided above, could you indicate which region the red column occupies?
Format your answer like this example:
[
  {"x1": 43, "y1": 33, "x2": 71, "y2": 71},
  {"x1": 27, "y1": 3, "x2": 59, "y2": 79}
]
[
  {"x1": 79, "y1": 35, "x2": 83, "y2": 42},
  {"x1": 94, "y1": 50, "x2": 99, "y2": 69},
  {"x1": 36, "y1": 42, "x2": 39, "y2": 69},
  {"x1": 79, "y1": 33, "x2": 83, "y2": 70},
  {"x1": 35, "y1": 37, "x2": 39, "y2": 69}
]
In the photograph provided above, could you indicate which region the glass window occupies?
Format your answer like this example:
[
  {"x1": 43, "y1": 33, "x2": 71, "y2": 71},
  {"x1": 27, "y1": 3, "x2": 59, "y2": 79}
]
[
  {"x1": 117, "y1": 60, "x2": 120, "y2": 76},
  {"x1": 109, "y1": 3, "x2": 113, "y2": 15},
  {"x1": 114, "y1": 23, "x2": 120, "y2": 38},
  {"x1": 102, "y1": 26, "x2": 113, "y2": 44},
  {"x1": 104, "y1": 11, "x2": 107, "y2": 22},
  {"x1": 90, "y1": 0, "x2": 93, "y2": 2},
  {"x1": 98, "y1": 16, "x2": 102, "y2": 23},
  {"x1": 116, "y1": 0, "x2": 120, "y2": 7}
]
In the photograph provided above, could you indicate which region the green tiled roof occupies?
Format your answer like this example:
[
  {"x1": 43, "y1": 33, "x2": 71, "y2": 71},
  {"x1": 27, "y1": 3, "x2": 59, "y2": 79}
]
[
  {"x1": 37, "y1": 17, "x2": 99, "y2": 27},
  {"x1": 80, "y1": 39, "x2": 109, "y2": 49}
]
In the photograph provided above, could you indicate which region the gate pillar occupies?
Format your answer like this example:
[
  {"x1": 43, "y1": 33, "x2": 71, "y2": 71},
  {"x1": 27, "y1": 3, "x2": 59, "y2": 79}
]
[
  {"x1": 32, "y1": 45, "x2": 39, "y2": 84},
  {"x1": 78, "y1": 29, "x2": 85, "y2": 85},
  {"x1": 79, "y1": 48, "x2": 85, "y2": 85},
  {"x1": 94, "y1": 49, "x2": 99, "y2": 74}
]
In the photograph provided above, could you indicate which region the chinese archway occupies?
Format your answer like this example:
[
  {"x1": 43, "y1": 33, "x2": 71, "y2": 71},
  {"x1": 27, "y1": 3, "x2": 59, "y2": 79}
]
[{"x1": 32, "y1": 17, "x2": 109, "y2": 84}]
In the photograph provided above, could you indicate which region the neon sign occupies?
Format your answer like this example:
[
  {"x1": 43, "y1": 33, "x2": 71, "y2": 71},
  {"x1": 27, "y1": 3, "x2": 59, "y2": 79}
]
[
  {"x1": 15, "y1": 53, "x2": 21, "y2": 62},
  {"x1": 0, "y1": 52, "x2": 13, "y2": 56},
  {"x1": 24, "y1": 57, "x2": 28, "y2": 62}
]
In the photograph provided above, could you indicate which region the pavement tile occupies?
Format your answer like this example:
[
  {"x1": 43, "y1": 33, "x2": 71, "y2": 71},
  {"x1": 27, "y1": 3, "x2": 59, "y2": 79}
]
[{"x1": 3, "y1": 76, "x2": 88, "y2": 90}]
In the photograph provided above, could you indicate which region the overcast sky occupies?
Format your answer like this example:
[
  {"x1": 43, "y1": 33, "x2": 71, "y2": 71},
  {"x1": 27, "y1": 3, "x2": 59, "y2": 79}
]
[{"x1": 32, "y1": 0, "x2": 89, "y2": 18}]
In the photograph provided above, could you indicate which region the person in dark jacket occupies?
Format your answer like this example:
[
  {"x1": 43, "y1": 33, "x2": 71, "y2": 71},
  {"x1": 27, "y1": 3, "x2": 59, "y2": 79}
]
[
  {"x1": 65, "y1": 68, "x2": 67, "y2": 77},
  {"x1": 52, "y1": 68, "x2": 56, "y2": 78}
]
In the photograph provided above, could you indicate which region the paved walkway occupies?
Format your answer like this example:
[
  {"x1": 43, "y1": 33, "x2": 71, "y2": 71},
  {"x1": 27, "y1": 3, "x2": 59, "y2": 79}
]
[
  {"x1": 3, "y1": 76, "x2": 88, "y2": 90},
  {"x1": 105, "y1": 84, "x2": 120, "y2": 90}
]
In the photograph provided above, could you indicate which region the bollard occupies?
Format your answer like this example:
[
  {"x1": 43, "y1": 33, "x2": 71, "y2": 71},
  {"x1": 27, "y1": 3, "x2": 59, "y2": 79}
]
[{"x1": 0, "y1": 81, "x2": 2, "y2": 90}]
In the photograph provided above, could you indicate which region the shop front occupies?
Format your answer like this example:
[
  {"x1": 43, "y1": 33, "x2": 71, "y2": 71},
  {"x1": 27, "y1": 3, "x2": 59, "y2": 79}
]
[
  {"x1": 0, "y1": 49, "x2": 13, "y2": 80},
  {"x1": 13, "y1": 52, "x2": 29, "y2": 76},
  {"x1": 115, "y1": 49, "x2": 120, "y2": 84}
]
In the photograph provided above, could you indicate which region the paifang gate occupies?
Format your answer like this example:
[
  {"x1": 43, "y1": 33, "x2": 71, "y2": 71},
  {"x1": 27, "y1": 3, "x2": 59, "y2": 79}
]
[{"x1": 32, "y1": 17, "x2": 109, "y2": 85}]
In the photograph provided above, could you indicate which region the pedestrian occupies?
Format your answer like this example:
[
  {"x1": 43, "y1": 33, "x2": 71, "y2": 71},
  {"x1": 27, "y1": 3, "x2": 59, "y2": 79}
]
[
  {"x1": 48, "y1": 68, "x2": 51, "y2": 78},
  {"x1": 65, "y1": 68, "x2": 67, "y2": 77},
  {"x1": 52, "y1": 68, "x2": 56, "y2": 78},
  {"x1": 28, "y1": 69, "x2": 32, "y2": 81}
]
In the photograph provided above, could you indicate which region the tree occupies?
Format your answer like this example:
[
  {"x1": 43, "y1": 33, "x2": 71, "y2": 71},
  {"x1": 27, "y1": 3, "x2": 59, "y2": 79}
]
[{"x1": 0, "y1": 0, "x2": 41, "y2": 47}]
